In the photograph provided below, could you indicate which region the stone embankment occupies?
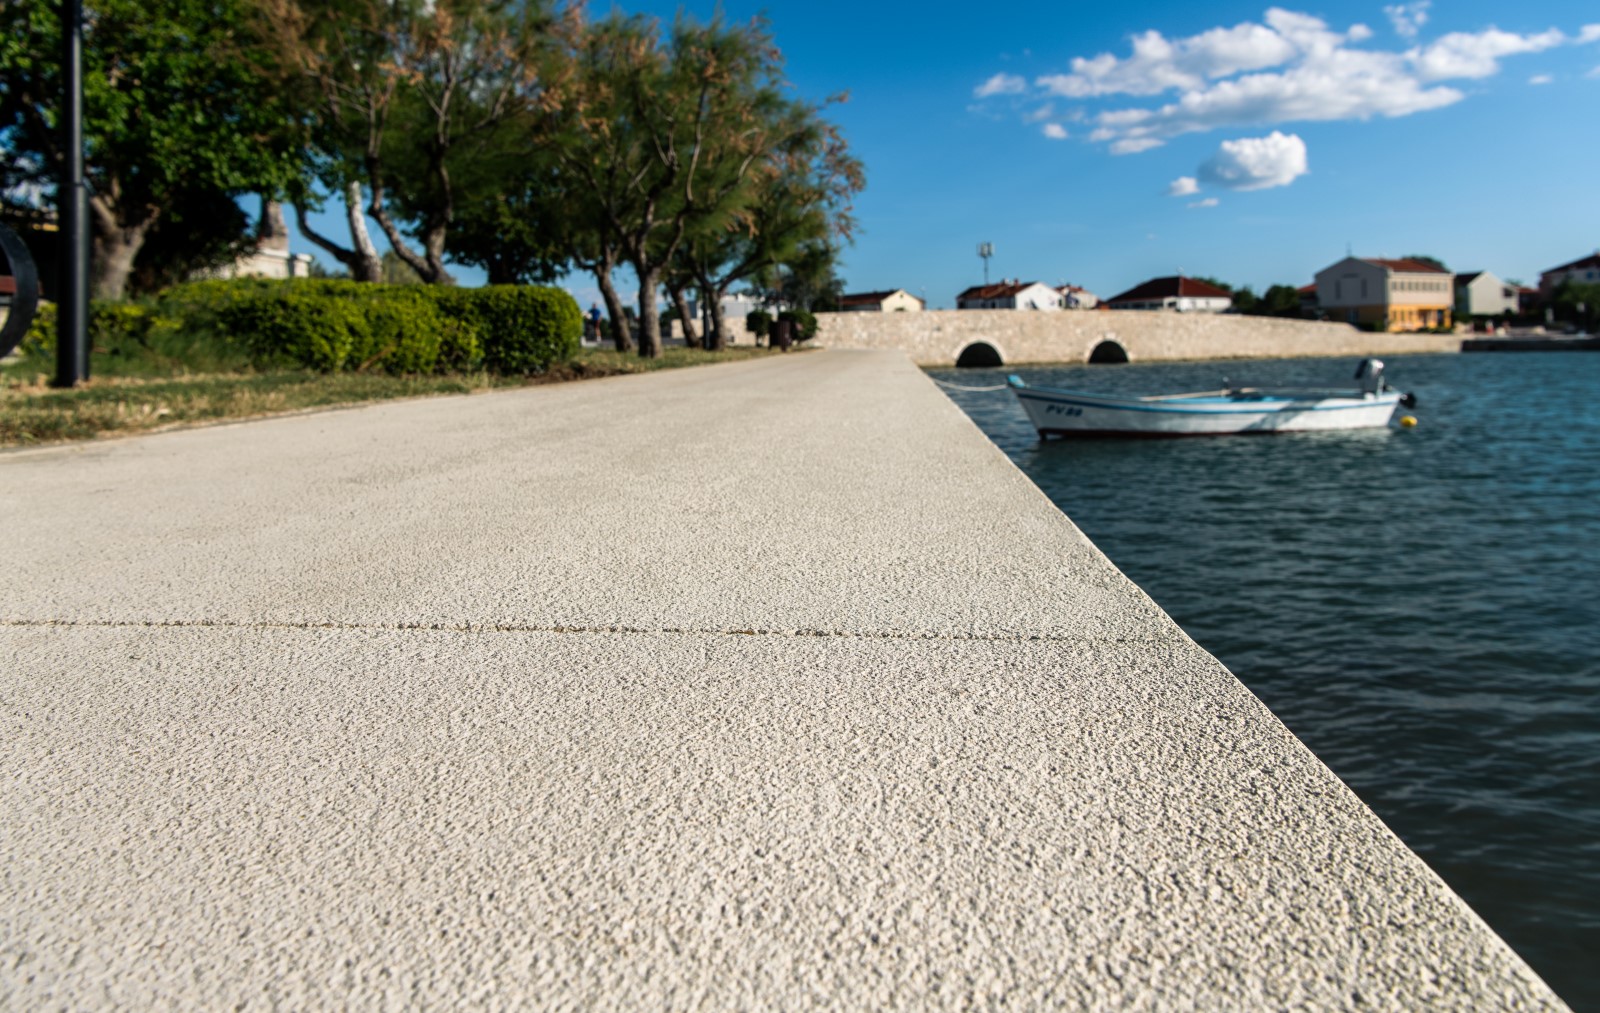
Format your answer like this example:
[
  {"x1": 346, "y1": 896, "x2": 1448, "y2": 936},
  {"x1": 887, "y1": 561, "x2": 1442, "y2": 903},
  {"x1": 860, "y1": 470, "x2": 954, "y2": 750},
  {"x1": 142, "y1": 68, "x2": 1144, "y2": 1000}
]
[
  {"x1": 813, "y1": 308, "x2": 1460, "y2": 366},
  {"x1": 0, "y1": 351, "x2": 1565, "y2": 1009}
]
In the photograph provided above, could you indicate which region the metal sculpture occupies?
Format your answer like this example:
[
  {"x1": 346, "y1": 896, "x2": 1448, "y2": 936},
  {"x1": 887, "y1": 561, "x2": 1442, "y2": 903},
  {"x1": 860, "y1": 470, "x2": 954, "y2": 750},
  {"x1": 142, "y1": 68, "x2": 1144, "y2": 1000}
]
[{"x1": 0, "y1": 222, "x2": 41, "y2": 359}]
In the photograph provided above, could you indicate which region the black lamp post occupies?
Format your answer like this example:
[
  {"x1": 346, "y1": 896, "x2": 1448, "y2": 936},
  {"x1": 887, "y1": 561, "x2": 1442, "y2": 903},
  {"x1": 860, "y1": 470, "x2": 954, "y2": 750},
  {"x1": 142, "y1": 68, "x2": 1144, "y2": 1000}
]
[{"x1": 55, "y1": 0, "x2": 89, "y2": 387}]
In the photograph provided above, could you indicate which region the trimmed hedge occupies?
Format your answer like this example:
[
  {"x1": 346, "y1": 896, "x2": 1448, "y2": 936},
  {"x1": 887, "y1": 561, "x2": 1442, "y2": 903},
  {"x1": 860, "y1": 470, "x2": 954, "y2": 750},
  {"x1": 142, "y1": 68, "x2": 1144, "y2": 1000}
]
[
  {"x1": 172, "y1": 279, "x2": 575, "y2": 375},
  {"x1": 424, "y1": 285, "x2": 578, "y2": 375},
  {"x1": 11, "y1": 281, "x2": 585, "y2": 378},
  {"x1": 778, "y1": 308, "x2": 818, "y2": 341}
]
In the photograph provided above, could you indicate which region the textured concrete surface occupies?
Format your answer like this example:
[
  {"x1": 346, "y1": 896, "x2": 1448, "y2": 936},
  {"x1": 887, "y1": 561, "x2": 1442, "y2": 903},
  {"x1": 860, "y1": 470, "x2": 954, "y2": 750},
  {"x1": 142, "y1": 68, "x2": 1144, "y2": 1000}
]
[
  {"x1": 1, "y1": 350, "x2": 1565, "y2": 1009},
  {"x1": 813, "y1": 308, "x2": 1460, "y2": 365}
]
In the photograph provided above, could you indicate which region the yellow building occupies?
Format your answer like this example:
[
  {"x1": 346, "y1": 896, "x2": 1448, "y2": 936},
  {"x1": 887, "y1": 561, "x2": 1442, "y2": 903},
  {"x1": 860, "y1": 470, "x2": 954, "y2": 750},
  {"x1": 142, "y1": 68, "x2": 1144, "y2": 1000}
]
[
  {"x1": 838, "y1": 288, "x2": 925, "y2": 312},
  {"x1": 1314, "y1": 256, "x2": 1453, "y2": 331}
]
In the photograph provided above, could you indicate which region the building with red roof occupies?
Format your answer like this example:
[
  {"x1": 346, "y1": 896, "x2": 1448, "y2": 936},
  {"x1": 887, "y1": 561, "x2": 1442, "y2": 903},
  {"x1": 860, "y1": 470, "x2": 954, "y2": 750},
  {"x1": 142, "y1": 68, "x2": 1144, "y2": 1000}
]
[
  {"x1": 1103, "y1": 276, "x2": 1232, "y2": 313},
  {"x1": 1313, "y1": 256, "x2": 1453, "y2": 331},
  {"x1": 837, "y1": 289, "x2": 924, "y2": 312},
  {"x1": 1539, "y1": 252, "x2": 1600, "y2": 294},
  {"x1": 1055, "y1": 283, "x2": 1099, "y2": 309},
  {"x1": 955, "y1": 279, "x2": 1063, "y2": 311}
]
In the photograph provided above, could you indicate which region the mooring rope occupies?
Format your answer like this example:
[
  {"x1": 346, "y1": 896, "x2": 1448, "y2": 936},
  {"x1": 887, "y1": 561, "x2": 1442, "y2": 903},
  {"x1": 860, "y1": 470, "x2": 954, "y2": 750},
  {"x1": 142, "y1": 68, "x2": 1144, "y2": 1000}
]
[{"x1": 929, "y1": 378, "x2": 1010, "y2": 392}]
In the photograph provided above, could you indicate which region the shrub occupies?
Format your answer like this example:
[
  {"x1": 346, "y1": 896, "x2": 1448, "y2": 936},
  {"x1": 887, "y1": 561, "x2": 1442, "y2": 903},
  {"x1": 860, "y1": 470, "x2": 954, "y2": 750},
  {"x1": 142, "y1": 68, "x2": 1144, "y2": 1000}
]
[
  {"x1": 417, "y1": 288, "x2": 486, "y2": 372},
  {"x1": 745, "y1": 310, "x2": 772, "y2": 337},
  {"x1": 90, "y1": 301, "x2": 156, "y2": 352},
  {"x1": 356, "y1": 292, "x2": 446, "y2": 374},
  {"x1": 19, "y1": 300, "x2": 56, "y2": 357},
  {"x1": 779, "y1": 308, "x2": 818, "y2": 341},
  {"x1": 427, "y1": 285, "x2": 580, "y2": 375},
  {"x1": 14, "y1": 279, "x2": 581, "y2": 378},
  {"x1": 220, "y1": 288, "x2": 372, "y2": 371}
]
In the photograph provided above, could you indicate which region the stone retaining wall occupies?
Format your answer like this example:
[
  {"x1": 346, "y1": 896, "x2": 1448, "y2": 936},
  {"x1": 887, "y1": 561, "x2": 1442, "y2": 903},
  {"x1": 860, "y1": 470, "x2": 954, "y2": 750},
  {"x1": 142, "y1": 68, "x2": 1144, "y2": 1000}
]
[{"x1": 814, "y1": 308, "x2": 1460, "y2": 365}]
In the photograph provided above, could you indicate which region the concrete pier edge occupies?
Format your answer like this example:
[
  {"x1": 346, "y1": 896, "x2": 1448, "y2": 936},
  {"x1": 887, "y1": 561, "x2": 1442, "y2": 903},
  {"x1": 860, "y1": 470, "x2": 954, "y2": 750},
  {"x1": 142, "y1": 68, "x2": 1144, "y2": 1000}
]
[{"x1": 0, "y1": 349, "x2": 1566, "y2": 1008}]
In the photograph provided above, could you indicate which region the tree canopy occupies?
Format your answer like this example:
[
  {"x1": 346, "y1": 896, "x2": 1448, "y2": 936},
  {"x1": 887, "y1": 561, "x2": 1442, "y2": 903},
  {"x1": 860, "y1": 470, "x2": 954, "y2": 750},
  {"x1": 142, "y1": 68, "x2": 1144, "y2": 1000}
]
[
  {"x1": 0, "y1": 0, "x2": 305, "y2": 299},
  {"x1": 1, "y1": 0, "x2": 865, "y2": 358}
]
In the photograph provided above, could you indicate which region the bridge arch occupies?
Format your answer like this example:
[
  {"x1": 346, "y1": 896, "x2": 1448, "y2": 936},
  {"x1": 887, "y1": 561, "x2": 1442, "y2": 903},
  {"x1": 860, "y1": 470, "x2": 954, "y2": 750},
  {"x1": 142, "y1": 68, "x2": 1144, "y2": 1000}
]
[
  {"x1": 955, "y1": 341, "x2": 1005, "y2": 368},
  {"x1": 1088, "y1": 339, "x2": 1130, "y2": 364}
]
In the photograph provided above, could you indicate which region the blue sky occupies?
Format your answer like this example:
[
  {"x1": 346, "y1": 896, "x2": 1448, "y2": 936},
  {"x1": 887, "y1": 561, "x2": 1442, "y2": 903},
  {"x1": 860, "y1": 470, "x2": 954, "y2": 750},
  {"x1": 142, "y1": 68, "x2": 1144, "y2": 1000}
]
[{"x1": 288, "y1": 0, "x2": 1600, "y2": 307}]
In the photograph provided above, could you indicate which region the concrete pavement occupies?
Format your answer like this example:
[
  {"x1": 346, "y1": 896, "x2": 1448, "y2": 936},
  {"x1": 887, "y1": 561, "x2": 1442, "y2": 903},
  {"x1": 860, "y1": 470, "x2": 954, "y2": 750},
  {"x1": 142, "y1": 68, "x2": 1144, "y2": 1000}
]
[{"x1": 1, "y1": 350, "x2": 1566, "y2": 1008}]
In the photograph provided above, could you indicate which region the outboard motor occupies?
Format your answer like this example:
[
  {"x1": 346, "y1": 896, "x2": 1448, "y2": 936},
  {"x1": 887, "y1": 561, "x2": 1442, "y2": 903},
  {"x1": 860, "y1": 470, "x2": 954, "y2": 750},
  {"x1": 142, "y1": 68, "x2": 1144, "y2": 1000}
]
[{"x1": 1354, "y1": 358, "x2": 1386, "y2": 395}]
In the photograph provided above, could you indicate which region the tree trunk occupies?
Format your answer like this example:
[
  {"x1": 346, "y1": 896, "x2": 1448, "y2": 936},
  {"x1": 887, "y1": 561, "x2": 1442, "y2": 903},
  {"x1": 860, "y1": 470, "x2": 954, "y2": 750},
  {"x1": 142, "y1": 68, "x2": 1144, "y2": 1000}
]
[
  {"x1": 294, "y1": 181, "x2": 381, "y2": 282},
  {"x1": 635, "y1": 268, "x2": 663, "y2": 359},
  {"x1": 595, "y1": 262, "x2": 632, "y2": 352},
  {"x1": 343, "y1": 181, "x2": 382, "y2": 282},
  {"x1": 87, "y1": 199, "x2": 157, "y2": 301},
  {"x1": 367, "y1": 169, "x2": 447, "y2": 285},
  {"x1": 705, "y1": 289, "x2": 730, "y2": 352},
  {"x1": 669, "y1": 283, "x2": 699, "y2": 348},
  {"x1": 419, "y1": 216, "x2": 450, "y2": 285}
]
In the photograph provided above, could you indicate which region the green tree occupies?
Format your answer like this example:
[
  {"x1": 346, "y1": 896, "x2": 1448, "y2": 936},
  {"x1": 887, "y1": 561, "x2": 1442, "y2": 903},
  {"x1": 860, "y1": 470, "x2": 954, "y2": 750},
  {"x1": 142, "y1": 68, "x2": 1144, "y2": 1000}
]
[
  {"x1": 265, "y1": 0, "x2": 571, "y2": 285},
  {"x1": 379, "y1": 249, "x2": 425, "y2": 285},
  {"x1": 673, "y1": 97, "x2": 863, "y2": 349},
  {"x1": 1258, "y1": 283, "x2": 1305, "y2": 317},
  {"x1": 445, "y1": 166, "x2": 570, "y2": 285},
  {"x1": 1552, "y1": 279, "x2": 1600, "y2": 330},
  {"x1": 550, "y1": 14, "x2": 800, "y2": 358},
  {"x1": 753, "y1": 237, "x2": 845, "y2": 313},
  {"x1": 0, "y1": 0, "x2": 305, "y2": 299},
  {"x1": 124, "y1": 188, "x2": 258, "y2": 295}
]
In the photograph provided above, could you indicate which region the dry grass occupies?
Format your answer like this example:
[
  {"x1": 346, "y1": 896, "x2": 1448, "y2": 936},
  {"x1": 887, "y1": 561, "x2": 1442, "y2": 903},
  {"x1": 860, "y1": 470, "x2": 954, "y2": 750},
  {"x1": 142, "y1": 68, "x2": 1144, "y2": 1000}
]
[{"x1": 0, "y1": 345, "x2": 798, "y2": 448}]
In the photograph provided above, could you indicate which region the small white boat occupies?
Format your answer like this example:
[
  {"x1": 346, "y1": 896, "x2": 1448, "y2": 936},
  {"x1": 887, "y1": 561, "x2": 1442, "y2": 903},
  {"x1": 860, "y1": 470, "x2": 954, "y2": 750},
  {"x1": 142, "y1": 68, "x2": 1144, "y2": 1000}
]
[{"x1": 1009, "y1": 359, "x2": 1415, "y2": 438}]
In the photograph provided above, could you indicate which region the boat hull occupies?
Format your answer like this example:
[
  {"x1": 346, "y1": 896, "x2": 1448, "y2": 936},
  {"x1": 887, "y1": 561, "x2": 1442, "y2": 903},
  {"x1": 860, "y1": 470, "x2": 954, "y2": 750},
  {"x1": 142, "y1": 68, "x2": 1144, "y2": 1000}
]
[{"x1": 1011, "y1": 384, "x2": 1402, "y2": 437}]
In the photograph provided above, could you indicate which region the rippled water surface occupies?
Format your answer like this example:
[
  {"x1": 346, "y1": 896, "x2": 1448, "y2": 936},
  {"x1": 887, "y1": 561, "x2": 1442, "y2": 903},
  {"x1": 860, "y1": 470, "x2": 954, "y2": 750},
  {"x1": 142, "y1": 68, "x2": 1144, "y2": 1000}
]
[{"x1": 930, "y1": 353, "x2": 1600, "y2": 1009}]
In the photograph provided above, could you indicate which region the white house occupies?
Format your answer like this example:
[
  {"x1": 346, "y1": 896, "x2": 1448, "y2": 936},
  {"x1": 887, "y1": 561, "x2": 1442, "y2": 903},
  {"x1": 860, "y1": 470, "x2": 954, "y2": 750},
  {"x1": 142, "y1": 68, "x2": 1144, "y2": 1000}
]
[
  {"x1": 838, "y1": 288, "x2": 924, "y2": 312},
  {"x1": 689, "y1": 292, "x2": 766, "y2": 326},
  {"x1": 1539, "y1": 252, "x2": 1600, "y2": 294},
  {"x1": 1314, "y1": 256, "x2": 1453, "y2": 331},
  {"x1": 1454, "y1": 271, "x2": 1518, "y2": 318},
  {"x1": 956, "y1": 280, "x2": 1062, "y2": 310},
  {"x1": 1104, "y1": 276, "x2": 1231, "y2": 313},
  {"x1": 210, "y1": 201, "x2": 313, "y2": 280},
  {"x1": 1057, "y1": 284, "x2": 1099, "y2": 309}
]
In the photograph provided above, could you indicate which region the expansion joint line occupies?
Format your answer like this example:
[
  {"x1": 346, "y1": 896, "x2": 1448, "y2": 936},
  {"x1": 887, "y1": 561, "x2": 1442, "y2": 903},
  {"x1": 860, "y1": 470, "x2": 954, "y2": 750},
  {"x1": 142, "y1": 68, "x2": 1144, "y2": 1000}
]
[{"x1": 0, "y1": 616, "x2": 1129, "y2": 644}]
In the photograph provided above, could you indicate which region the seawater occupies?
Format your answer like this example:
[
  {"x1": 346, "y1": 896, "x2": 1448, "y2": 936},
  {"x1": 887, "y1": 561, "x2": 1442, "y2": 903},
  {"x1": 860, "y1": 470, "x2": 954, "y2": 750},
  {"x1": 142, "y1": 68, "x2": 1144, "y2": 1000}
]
[{"x1": 930, "y1": 353, "x2": 1600, "y2": 1009}]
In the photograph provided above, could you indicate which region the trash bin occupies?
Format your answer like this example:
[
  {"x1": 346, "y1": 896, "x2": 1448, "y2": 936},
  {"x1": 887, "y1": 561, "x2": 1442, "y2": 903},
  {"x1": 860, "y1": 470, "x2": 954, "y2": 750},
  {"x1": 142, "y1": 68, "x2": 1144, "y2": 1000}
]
[{"x1": 772, "y1": 318, "x2": 793, "y2": 351}]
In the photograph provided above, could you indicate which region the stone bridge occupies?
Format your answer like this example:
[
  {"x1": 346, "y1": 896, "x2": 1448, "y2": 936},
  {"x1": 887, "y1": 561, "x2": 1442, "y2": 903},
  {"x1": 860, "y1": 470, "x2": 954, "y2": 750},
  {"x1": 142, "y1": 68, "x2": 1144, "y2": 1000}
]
[{"x1": 812, "y1": 308, "x2": 1459, "y2": 366}]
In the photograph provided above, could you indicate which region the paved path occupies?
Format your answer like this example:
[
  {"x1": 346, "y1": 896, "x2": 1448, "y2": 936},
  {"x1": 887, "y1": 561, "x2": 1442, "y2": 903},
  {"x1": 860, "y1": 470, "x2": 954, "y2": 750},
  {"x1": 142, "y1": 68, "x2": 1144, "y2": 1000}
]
[{"x1": 1, "y1": 351, "x2": 1564, "y2": 1008}]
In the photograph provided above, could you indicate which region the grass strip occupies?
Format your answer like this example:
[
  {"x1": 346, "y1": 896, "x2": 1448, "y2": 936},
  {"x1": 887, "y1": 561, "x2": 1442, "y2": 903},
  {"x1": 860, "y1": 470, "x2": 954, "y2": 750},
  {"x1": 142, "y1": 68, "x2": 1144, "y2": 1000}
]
[{"x1": 1, "y1": 345, "x2": 792, "y2": 448}]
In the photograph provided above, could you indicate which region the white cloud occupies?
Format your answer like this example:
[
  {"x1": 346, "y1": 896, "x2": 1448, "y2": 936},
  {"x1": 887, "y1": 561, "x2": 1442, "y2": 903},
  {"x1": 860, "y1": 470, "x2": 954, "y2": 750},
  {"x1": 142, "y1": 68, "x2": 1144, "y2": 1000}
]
[
  {"x1": 1167, "y1": 176, "x2": 1200, "y2": 196},
  {"x1": 991, "y1": 8, "x2": 1599, "y2": 154},
  {"x1": 1412, "y1": 29, "x2": 1566, "y2": 81},
  {"x1": 1589, "y1": 65, "x2": 1600, "y2": 78},
  {"x1": 1042, "y1": 123, "x2": 1069, "y2": 139},
  {"x1": 1198, "y1": 131, "x2": 1309, "y2": 190},
  {"x1": 1110, "y1": 138, "x2": 1164, "y2": 154},
  {"x1": 1189, "y1": 198, "x2": 1221, "y2": 208},
  {"x1": 1385, "y1": 1, "x2": 1430, "y2": 40},
  {"x1": 1024, "y1": 104, "x2": 1056, "y2": 123},
  {"x1": 974, "y1": 73, "x2": 1026, "y2": 98},
  {"x1": 1037, "y1": 20, "x2": 1299, "y2": 98},
  {"x1": 1529, "y1": 73, "x2": 1553, "y2": 84},
  {"x1": 1092, "y1": 53, "x2": 1462, "y2": 151}
]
